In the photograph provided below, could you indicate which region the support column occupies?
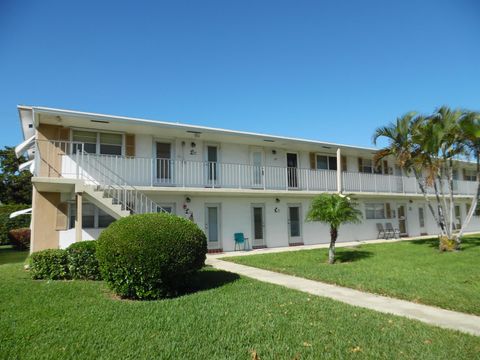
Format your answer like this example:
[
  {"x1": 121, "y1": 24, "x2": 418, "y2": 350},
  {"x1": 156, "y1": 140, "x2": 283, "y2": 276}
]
[
  {"x1": 336, "y1": 148, "x2": 342, "y2": 193},
  {"x1": 75, "y1": 192, "x2": 83, "y2": 242}
]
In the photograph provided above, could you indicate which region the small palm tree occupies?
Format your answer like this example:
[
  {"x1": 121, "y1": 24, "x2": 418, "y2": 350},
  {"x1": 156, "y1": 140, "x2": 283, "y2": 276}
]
[{"x1": 306, "y1": 194, "x2": 362, "y2": 264}]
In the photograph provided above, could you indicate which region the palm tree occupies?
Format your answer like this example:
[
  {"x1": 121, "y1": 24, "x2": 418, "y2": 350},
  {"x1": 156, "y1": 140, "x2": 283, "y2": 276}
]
[
  {"x1": 457, "y1": 111, "x2": 480, "y2": 239},
  {"x1": 372, "y1": 112, "x2": 444, "y2": 235},
  {"x1": 306, "y1": 194, "x2": 362, "y2": 264}
]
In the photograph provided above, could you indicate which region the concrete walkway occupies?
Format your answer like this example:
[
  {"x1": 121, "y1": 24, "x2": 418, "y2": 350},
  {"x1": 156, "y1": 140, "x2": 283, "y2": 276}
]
[
  {"x1": 209, "y1": 231, "x2": 480, "y2": 258},
  {"x1": 207, "y1": 258, "x2": 480, "y2": 336}
]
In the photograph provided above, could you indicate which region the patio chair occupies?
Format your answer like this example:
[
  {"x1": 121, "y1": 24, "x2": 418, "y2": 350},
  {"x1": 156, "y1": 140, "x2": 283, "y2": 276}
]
[
  {"x1": 234, "y1": 233, "x2": 250, "y2": 251},
  {"x1": 376, "y1": 223, "x2": 390, "y2": 239},
  {"x1": 385, "y1": 223, "x2": 400, "y2": 239}
]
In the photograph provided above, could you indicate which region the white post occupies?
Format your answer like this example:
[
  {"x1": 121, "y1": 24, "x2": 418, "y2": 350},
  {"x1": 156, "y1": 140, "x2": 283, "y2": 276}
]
[
  {"x1": 336, "y1": 148, "x2": 342, "y2": 193},
  {"x1": 75, "y1": 192, "x2": 83, "y2": 243}
]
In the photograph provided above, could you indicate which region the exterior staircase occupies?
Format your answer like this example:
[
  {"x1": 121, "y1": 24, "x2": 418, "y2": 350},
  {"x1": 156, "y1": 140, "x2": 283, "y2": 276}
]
[{"x1": 75, "y1": 150, "x2": 165, "y2": 218}]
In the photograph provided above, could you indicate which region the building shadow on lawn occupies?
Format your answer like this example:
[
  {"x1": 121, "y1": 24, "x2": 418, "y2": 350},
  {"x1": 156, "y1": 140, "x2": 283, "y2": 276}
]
[
  {"x1": 335, "y1": 249, "x2": 373, "y2": 263},
  {"x1": 183, "y1": 268, "x2": 240, "y2": 295}
]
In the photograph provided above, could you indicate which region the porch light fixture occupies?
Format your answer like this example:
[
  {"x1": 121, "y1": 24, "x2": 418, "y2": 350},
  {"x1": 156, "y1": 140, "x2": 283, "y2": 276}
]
[
  {"x1": 275, "y1": 198, "x2": 280, "y2": 203},
  {"x1": 272, "y1": 149, "x2": 277, "y2": 155},
  {"x1": 185, "y1": 197, "x2": 191, "y2": 203}
]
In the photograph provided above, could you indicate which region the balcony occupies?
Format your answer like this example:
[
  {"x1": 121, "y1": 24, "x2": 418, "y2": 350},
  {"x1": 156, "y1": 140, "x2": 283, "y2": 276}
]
[{"x1": 35, "y1": 140, "x2": 478, "y2": 196}]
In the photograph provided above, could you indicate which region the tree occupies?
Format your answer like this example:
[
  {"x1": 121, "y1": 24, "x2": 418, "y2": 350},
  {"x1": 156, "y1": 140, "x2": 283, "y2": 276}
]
[
  {"x1": 306, "y1": 194, "x2": 362, "y2": 264},
  {"x1": 373, "y1": 107, "x2": 480, "y2": 250},
  {"x1": 0, "y1": 146, "x2": 32, "y2": 204}
]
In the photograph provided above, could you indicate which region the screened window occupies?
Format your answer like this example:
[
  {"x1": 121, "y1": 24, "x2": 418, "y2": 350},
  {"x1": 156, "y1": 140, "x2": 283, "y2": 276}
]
[
  {"x1": 72, "y1": 130, "x2": 123, "y2": 155},
  {"x1": 360, "y1": 159, "x2": 373, "y2": 173},
  {"x1": 464, "y1": 169, "x2": 477, "y2": 182},
  {"x1": 365, "y1": 203, "x2": 391, "y2": 219},
  {"x1": 316, "y1": 155, "x2": 337, "y2": 170},
  {"x1": 69, "y1": 203, "x2": 115, "y2": 229},
  {"x1": 72, "y1": 130, "x2": 97, "y2": 154},
  {"x1": 100, "y1": 133, "x2": 122, "y2": 155}
]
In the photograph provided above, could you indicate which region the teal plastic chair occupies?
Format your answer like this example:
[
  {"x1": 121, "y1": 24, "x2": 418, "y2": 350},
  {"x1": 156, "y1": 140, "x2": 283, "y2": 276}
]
[{"x1": 234, "y1": 233, "x2": 249, "y2": 251}]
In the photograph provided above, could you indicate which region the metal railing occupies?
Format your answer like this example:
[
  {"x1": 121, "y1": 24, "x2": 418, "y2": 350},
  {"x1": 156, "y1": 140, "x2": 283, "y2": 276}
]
[
  {"x1": 36, "y1": 140, "x2": 478, "y2": 196},
  {"x1": 36, "y1": 140, "x2": 166, "y2": 215}
]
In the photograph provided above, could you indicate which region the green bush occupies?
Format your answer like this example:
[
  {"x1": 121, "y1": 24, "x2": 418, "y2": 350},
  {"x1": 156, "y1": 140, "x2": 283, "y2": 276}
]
[
  {"x1": 30, "y1": 249, "x2": 69, "y2": 280},
  {"x1": 0, "y1": 204, "x2": 31, "y2": 245},
  {"x1": 8, "y1": 227, "x2": 30, "y2": 250},
  {"x1": 96, "y1": 213, "x2": 207, "y2": 300},
  {"x1": 67, "y1": 241, "x2": 101, "y2": 280}
]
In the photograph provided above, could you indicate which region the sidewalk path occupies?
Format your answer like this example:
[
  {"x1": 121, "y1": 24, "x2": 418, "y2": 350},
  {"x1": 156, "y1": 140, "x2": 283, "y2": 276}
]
[{"x1": 207, "y1": 258, "x2": 480, "y2": 336}]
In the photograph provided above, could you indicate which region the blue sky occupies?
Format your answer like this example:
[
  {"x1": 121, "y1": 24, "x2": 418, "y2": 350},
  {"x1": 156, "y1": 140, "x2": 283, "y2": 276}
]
[{"x1": 1, "y1": 0, "x2": 479, "y2": 148}]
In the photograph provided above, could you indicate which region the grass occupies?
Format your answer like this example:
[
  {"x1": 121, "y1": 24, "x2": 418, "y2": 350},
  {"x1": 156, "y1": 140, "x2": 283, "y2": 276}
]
[
  {"x1": 224, "y1": 235, "x2": 480, "y2": 316},
  {"x1": 1, "y1": 248, "x2": 480, "y2": 359}
]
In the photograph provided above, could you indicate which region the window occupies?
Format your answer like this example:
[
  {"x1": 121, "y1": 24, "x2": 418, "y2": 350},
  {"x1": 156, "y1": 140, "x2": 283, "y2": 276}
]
[
  {"x1": 464, "y1": 169, "x2": 477, "y2": 182},
  {"x1": 72, "y1": 130, "x2": 123, "y2": 155},
  {"x1": 359, "y1": 158, "x2": 373, "y2": 173},
  {"x1": 365, "y1": 203, "x2": 393, "y2": 219},
  {"x1": 69, "y1": 203, "x2": 115, "y2": 229},
  {"x1": 316, "y1": 155, "x2": 337, "y2": 170},
  {"x1": 466, "y1": 203, "x2": 480, "y2": 216},
  {"x1": 157, "y1": 203, "x2": 176, "y2": 214}
]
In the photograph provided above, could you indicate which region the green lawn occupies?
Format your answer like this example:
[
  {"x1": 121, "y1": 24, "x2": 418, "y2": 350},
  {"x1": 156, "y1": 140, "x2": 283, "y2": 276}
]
[
  {"x1": 224, "y1": 235, "x2": 480, "y2": 316},
  {"x1": 1, "y1": 248, "x2": 479, "y2": 359}
]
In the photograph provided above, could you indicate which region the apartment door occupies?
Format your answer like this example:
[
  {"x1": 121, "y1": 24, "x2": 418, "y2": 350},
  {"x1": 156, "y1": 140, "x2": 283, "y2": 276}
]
[
  {"x1": 156, "y1": 142, "x2": 172, "y2": 184},
  {"x1": 418, "y1": 205, "x2": 427, "y2": 234},
  {"x1": 397, "y1": 204, "x2": 408, "y2": 236},
  {"x1": 252, "y1": 204, "x2": 266, "y2": 248},
  {"x1": 251, "y1": 150, "x2": 264, "y2": 187},
  {"x1": 205, "y1": 204, "x2": 221, "y2": 250},
  {"x1": 454, "y1": 205, "x2": 462, "y2": 230},
  {"x1": 206, "y1": 145, "x2": 219, "y2": 186},
  {"x1": 287, "y1": 205, "x2": 302, "y2": 244},
  {"x1": 286, "y1": 153, "x2": 298, "y2": 188}
]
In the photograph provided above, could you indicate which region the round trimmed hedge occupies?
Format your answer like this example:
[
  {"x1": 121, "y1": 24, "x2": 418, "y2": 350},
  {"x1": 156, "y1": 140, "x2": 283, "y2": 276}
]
[{"x1": 96, "y1": 213, "x2": 207, "y2": 300}]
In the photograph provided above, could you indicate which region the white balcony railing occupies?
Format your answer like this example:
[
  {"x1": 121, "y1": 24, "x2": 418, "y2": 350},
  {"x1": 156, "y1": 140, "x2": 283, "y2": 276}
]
[{"x1": 36, "y1": 140, "x2": 478, "y2": 196}]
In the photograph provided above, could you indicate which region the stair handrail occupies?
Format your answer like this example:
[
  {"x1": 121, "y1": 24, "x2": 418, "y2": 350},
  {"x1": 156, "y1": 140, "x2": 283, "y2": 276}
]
[
  {"x1": 77, "y1": 149, "x2": 167, "y2": 214},
  {"x1": 36, "y1": 139, "x2": 166, "y2": 214}
]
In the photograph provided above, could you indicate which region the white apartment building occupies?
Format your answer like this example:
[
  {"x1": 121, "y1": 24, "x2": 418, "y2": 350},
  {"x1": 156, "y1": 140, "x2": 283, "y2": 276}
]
[{"x1": 15, "y1": 106, "x2": 480, "y2": 252}]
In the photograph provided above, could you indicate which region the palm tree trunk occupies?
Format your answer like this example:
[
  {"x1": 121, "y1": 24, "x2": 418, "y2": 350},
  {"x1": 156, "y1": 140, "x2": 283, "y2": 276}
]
[
  {"x1": 447, "y1": 159, "x2": 459, "y2": 248},
  {"x1": 329, "y1": 227, "x2": 338, "y2": 264},
  {"x1": 433, "y1": 176, "x2": 447, "y2": 236},
  {"x1": 459, "y1": 152, "x2": 480, "y2": 241},
  {"x1": 413, "y1": 168, "x2": 442, "y2": 233}
]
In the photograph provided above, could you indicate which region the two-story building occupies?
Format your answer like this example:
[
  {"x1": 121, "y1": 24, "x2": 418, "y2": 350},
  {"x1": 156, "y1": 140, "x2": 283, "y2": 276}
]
[{"x1": 16, "y1": 106, "x2": 480, "y2": 253}]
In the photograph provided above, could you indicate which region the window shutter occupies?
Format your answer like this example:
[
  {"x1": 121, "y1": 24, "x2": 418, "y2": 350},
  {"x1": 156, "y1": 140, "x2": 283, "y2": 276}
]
[
  {"x1": 58, "y1": 127, "x2": 70, "y2": 141},
  {"x1": 125, "y1": 134, "x2": 135, "y2": 157},
  {"x1": 358, "y1": 158, "x2": 363, "y2": 172},
  {"x1": 341, "y1": 155, "x2": 347, "y2": 171},
  {"x1": 385, "y1": 203, "x2": 392, "y2": 218},
  {"x1": 309, "y1": 152, "x2": 316, "y2": 169},
  {"x1": 56, "y1": 202, "x2": 68, "y2": 231}
]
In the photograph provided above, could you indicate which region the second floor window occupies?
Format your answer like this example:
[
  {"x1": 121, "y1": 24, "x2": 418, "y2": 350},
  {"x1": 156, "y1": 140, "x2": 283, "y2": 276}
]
[
  {"x1": 316, "y1": 155, "x2": 337, "y2": 170},
  {"x1": 72, "y1": 130, "x2": 123, "y2": 156},
  {"x1": 463, "y1": 169, "x2": 477, "y2": 182}
]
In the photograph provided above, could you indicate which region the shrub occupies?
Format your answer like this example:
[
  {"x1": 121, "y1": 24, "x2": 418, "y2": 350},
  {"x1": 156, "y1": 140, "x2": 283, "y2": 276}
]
[
  {"x1": 30, "y1": 249, "x2": 69, "y2": 280},
  {"x1": 67, "y1": 241, "x2": 101, "y2": 280},
  {"x1": 0, "y1": 204, "x2": 31, "y2": 245},
  {"x1": 8, "y1": 227, "x2": 30, "y2": 250},
  {"x1": 96, "y1": 213, "x2": 207, "y2": 300}
]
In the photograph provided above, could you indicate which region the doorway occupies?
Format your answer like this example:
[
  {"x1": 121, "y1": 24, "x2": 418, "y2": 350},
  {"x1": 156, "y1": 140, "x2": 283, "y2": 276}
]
[
  {"x1": 251, "y1": 204, "x2": 266, "y2": 248},
  {"x1": 206, "y1": 145, "x2": 219, "y2": 186},
  {"x1": 251, "y1": 150, "x2": 264, "y2": 187},
  {"x1": 286, "y1": 153, "x2": 298, "y2": 188},
  {"x1": 156, "y1": 142, "x2": 172, "y2": 184},
  {"x1": 287, "y1": 204, "x2": 302, "y2": 244},
  {"x1": 397, "y1": 204, "x2": 408, "y2": 236},
  {"x1": 205, "y1": 204, "x2": 221, "y2": 250},
  {"x1": 418, "y1": 205, "x2": 427, "y2": 235}
]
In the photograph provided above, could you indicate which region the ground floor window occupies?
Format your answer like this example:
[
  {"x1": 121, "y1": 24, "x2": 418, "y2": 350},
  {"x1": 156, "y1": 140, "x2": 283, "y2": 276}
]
[
  {"x1": 365, "y1": 202, "x2": 393, "y2": 219},
  {"x1": 69, "y1": 203, "x2": 116, "y2": 229}
]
